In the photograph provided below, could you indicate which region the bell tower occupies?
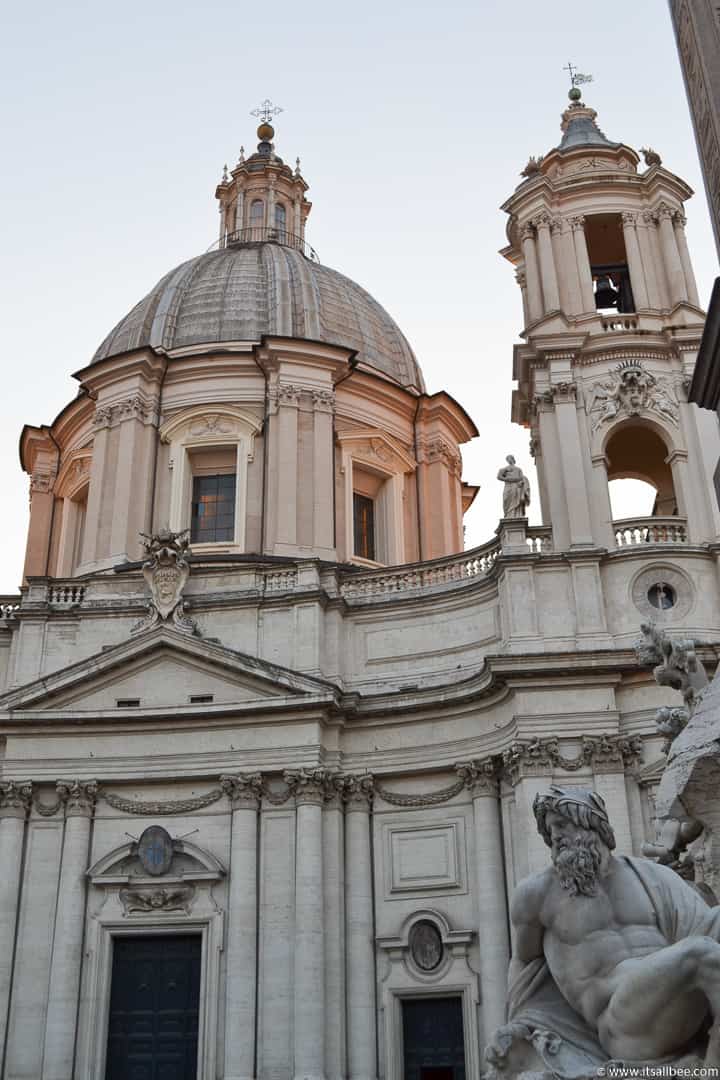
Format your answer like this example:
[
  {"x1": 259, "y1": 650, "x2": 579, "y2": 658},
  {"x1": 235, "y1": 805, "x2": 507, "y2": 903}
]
[{"x1": 502, "y1": 84, "x2": 720, "y2": 552}]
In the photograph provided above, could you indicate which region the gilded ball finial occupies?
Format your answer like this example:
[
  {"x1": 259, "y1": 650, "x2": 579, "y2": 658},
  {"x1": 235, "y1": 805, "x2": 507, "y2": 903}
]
[{"x1": 257, "y1": 121, "x2": 275, "y2": 142}]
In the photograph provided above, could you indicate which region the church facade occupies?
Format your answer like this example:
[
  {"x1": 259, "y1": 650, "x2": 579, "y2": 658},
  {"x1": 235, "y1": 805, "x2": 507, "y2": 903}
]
[{"x1": 1, "y1": 92, "x2": 718, "y2": 1080}]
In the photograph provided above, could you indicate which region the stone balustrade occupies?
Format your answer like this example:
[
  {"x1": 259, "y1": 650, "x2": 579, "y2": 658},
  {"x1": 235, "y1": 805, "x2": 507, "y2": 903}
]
[
  {"x1": 613, "y1": 516, "x2": 688, "y2": 547},
  {"x1": 0, "y1": 597, "x2": 20, "y2": 620},
  {"x1": 339, "y1": 538, "x2": 502, "y2": 601},
  {"x1": 48, "y1": 583, "x2": 86, "y2": 606}
]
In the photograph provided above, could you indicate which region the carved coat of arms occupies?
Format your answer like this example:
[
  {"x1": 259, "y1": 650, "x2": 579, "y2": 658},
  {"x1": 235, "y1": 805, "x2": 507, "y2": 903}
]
[
  {"x1": 587, "y1": 360, "x2": 679, "y2": 432},
  {"x1": 133, "y1": 529, "x2": 198, "y2": 635}
]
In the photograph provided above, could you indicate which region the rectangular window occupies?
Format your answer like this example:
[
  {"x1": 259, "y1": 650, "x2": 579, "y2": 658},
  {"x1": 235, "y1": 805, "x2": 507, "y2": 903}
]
[
  {"x1": 353, "y1": 492, "x2": 376, "y2": 561},
  {"x1": 191, "y1": 474, "x2": 236, "y2": 543}
]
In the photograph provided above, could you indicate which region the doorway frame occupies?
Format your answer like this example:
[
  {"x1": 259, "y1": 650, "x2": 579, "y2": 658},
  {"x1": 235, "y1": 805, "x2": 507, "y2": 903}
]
[
  {"x1": 77, "y1": 911, "x2": 223, "y2": 1080},
  {"x1": 385, "y1": 986, "x2": 478, "y2": 1080}
]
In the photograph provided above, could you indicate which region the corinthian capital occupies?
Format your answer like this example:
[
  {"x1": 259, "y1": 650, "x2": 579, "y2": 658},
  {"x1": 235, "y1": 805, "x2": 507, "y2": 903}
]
[
  {"x1": 653, "y1": 201, "x2": 675, "y2": 222},
  {"x1": 220, "y1": 772, "x2": 263, "y2": 808},
  {"x1": 342, "y1": 773, "x2": 374, "y2": 810},
  {"x1": 568, "y1": 214, "x2": 586, "y2": 232},
  {"x1": 56, "y1": 779, "x2": 98, "y2": 817},
  {"x1": 621, "y1": 211, "x2": 638, "y2": 227},
  {"x1": 0, "y1": 781, "x2": 32, "y2": 816},
  {"x1": 455, "y1": 758, "x2": 498, "y2": 797},
  {"x1": 284, "y1": 767, "x2": 334, "y2": 805}
]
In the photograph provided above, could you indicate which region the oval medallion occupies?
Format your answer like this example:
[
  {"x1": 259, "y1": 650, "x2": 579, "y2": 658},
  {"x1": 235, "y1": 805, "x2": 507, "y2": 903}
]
[
  {"x1": 409, "y1": 920, "x2": 443, "y2": 972},
  {"x1": 137, "y1": 825, "x2": 174, "y2": 876}
]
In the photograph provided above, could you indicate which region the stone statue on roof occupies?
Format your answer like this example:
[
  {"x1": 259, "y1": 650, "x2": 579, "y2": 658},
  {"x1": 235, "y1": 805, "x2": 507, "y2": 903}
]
[
  {"x1": 497, "y1": 455, "x2": 530, "y2": 519},
  {"x1": 486, "y1": 785, "x2": 720, "y2": 1077}
]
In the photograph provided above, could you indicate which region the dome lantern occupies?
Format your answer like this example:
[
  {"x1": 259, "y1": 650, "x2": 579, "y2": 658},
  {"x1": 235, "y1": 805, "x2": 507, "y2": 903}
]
[{"x1": 215, "y1": 101, "x2": 313, "y2": 255}]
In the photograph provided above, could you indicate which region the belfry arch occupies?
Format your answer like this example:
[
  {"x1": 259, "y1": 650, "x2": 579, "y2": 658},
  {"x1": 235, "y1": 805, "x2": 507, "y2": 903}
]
[{"x1": 604, "y1": 421, "x2": 678, "y2": 519}]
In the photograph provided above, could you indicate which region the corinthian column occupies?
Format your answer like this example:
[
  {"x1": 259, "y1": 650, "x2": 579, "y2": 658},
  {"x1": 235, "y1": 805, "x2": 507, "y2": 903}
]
[
  {"x1": 42, "y1": 780, "x2": 97, "y2": 1080},
  {"x1": 655, "y1": 203, "x2": 687, "y2": 306},
  {"x1": 0, "y1": 782, "x2": 31, "y2": 1073},
  {"x1": 621, "y1": 212, "x2": 649, "y2": 310},
  {"x1": 520, "y1": 223, "x2": 543, "y2": 323},
  {"x1": 570, "y1": 216, "x2": 596, "y2": 312},
  {"x1": 534, "y1": 213, "x2": 560, "y2": 313},
  {"x1": 285, "y1": 769, "x2": 326, "y2": 1080},
  {"x1": 456, "y1": 761, "x2": 510, "y2": 1048},
  {"x1": 221, "y1": 772, "x2": 263, "y2": 1080},
  {"x1": 673, "y1": 211, "x2": 700, "y2": 307},
  {"x1": 344, "y1": 774, "x2": 376, "y2": 1080}
]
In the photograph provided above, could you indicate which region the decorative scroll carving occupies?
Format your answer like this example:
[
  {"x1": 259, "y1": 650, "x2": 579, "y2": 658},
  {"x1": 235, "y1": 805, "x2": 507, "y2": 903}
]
[
  {"x1": 119, "y1": 885, "x2": 195, "y2": 914},
  {"x1": 587, "y1": 360, "x2": 679, "y2": 431},
  {"x1": 220, "y1": 772, "x2": 263, "y2": 808},
  {"x1": 133, "y1": 528, "x2": 198, "y2": 637},
  {"x1": 102, "y1": 787, "x2": 224, "y2": 815},
  {"x1": 635, "y1": 621, "x2": 709, "y2": 714}
]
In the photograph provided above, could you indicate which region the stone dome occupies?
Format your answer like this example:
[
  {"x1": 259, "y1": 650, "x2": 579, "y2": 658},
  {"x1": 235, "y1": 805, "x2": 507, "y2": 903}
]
[{"x1": 92, "y1": 242, "x2": 425, "y2": 391}]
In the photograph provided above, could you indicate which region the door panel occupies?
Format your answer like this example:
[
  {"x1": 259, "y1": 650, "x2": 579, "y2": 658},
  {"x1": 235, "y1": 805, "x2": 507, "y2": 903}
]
[
  {"x1": 402, "y1": 997, "x2": 465, "y2": 1080},
  {"x1": 106, "y1": 934, "x2": 201, "y2": 1080}
]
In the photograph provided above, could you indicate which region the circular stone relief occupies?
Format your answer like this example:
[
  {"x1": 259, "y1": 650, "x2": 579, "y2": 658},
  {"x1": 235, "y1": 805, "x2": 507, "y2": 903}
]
[
  {"x1": 137, "y1": 825, "x2": 174, "y2": 876},
  {"x1": 630, "y1": 564, "x2": 694, "y2": 621},
  {"x1": 409, "y1": 920, "x2": 444, "y2": 972}
]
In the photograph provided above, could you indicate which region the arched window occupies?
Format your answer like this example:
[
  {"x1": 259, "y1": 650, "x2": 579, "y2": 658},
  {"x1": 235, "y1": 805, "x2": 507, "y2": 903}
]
[
  {"x1": 249, "y1": 199, "x2": 264, "y2": 238},
  {"x1": 274, "y1": 202, "x2": 287, "y2": 236}
]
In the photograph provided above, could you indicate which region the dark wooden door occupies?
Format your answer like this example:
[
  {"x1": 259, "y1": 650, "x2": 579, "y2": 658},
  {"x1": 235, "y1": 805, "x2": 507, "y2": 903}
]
[
  {"x1": 106, "y1": 934, "x2": 201, "y2": 1080},
  {"x1": 402, "y1": 997, "x2": 465, "y2": 1080}
]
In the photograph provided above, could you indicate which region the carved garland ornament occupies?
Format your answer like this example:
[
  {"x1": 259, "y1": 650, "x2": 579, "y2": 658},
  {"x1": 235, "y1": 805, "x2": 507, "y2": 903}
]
[{"x1": 18, "y1": 741, "x2": 647, "y2": 821}]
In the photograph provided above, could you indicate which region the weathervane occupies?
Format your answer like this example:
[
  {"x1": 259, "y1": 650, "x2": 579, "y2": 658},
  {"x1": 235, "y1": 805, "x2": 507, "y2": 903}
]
[
  {"x1": 251, "y1": 99, "x2": 284, "y2": 124},
  {"x1": 563, "y1": 61, "x2": 593, "y2": 88}
]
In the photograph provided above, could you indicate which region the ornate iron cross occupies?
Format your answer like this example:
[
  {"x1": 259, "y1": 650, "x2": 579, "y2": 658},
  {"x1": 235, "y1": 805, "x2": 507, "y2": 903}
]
[{"x1": 251, "y1": 99, "x2": 284, "y2": 123}]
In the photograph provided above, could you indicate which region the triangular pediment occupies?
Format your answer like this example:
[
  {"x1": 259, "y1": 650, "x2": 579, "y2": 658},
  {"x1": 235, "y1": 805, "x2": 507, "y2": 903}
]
[{"x1": 0, "y1": 626, "x2": 338, "y2": 715}]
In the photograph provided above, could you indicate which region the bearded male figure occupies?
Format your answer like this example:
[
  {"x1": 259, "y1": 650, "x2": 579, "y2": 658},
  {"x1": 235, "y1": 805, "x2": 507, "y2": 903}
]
[{"x1": 486, "y1": 786, "x2": 720, "y2": 1077}]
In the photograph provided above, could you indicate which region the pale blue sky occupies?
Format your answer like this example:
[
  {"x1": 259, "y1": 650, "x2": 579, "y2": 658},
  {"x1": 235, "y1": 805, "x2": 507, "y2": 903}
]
[{"x1": 1, "y1": 0, "x2": 717, "y2": 592}]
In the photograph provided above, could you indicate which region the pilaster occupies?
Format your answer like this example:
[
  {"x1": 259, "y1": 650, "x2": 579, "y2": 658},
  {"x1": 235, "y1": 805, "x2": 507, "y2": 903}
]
[
  {"x1": 220, "y1": 772, "x2": 263, "y2": 1080},
  {"x1": 343, "y1": 773, "x2": 377, "y2": 1080},
  {"x1": 0, "y1": 782, "x2": 32, "y2": 1074},
  {"x1": 42, "y1": 780, "x2": 98, "y2": 1080},
  {"x1": 455, "y1": 760, "x2": 509, "y2": 1045},
  {"x1": 284, "y1": 768, "x2": 327, "y2": 1080}
]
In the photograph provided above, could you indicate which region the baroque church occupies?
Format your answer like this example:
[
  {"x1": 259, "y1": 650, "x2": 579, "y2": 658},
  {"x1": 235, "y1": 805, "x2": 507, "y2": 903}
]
[{"x1": 1, "y1": 88, "x2": 718, "y2": 1080}]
